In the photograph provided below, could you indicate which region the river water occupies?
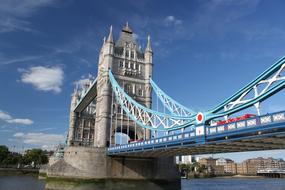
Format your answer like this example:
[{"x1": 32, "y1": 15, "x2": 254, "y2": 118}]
[{"x1": 1, "y1": 175, "x2": 285, "y2": 190}]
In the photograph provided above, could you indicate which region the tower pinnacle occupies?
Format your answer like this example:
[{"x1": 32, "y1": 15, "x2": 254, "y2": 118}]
[
  {"x1": 145, "y1": 35, "x2": 152, "y2": 52},
  {"x1": 122, "y1": 22, "x2": 132, "y2": 34},
  {"x1": 106, "y1": 25, "x2": 114, "y2": 43}
]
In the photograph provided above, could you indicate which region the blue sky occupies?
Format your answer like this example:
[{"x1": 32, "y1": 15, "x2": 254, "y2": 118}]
[{"x1": 0, "y1": 0, "x2": 285, "y2": 162}]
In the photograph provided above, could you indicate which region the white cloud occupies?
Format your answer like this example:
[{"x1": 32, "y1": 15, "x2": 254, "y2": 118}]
[
  {"x1": 0, "y1": 55, "x2": 42, "y2": 65},
  {"x1": 14, "y1": 132, "x2": 25, "y2": 137},
  {"x1": 73, "y1": 74, "x2": 95, "y2": 90},
  {"x1": 20, "y1": 66, "x2": 64, "y2": 93},
  {"x1": 7, "y1": 118, "x2": 34, "y2": 125},
  {"x1": 163, "y1": 16, "x2": 182, "y2": 26},
  {"x1": 13, "y1": 132, "x2": 65, "y2": 149},
  {"x1": 0, "y1": 110, "x2": 33, "y2": 125},
  {"x1": 0, "y1": 111, "x2": 12, "y2": 120},
  {"x1": 0, "y1": 17, "x2": 33, "y2": 33},
  {"x1": 0, "y1": 0, "x2": 58, "y2": 33}
]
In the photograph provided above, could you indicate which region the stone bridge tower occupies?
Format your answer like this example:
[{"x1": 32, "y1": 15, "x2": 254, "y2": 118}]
[
  {"x1": 67, "y1": 23, "x2": 152, "y2": 148},
  {"x1": 48, "y1": 24, "x2": 180, "y2": 189},
  {"x1": 95, "y1": 23, "x2": 152, "y2": 148}
]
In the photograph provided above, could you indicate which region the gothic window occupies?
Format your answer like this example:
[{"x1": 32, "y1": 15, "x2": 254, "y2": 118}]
[
  {"x1": 138, "y1": 89, "x2": 143, "y2": 96},
  {"x1": 130, "y1": 62, "x2": 134, "y2": 70},
  {"x1": 125, "y1": 50, "x2": 129, "y2": 58},
  {"x1": 131, "y1": 51, "x2": 134, "y2": 59},
  {"x1": 138, "y1": 64, "x2": 141, "y2": 72},
  {"x1": 118, "y1": 106, "x2": 122, "y2": 113},
  {"x1": 83, "y1": 130, "x2": 89, "y2": 139},
  {"x1": 133, "y1": 63, "x2": 136, "y2": 70},
  {"x1": 119, "y1": 60, "x2": 124, "y2": 68},
  {"x1": 125, "y1": 84, "x2": 132, "y2": 94}
]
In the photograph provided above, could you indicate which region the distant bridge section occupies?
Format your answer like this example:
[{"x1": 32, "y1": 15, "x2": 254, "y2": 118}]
[
  {"x1": 73, "y1": 78, "x2": 97, "y2": 113},
  {"x1": 107, "y1": 110, "x2": 285, "y2": 157}
]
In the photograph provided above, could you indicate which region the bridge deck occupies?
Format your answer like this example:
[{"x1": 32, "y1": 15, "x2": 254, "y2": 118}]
[
  {"x1": 107, "y1": 111, "x2": 285, "y2": 157},
  {"x1": 74, "y1": 78, "x2": 97, "y2": 113}
]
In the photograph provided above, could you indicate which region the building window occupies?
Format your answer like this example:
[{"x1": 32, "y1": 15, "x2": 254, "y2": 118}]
[
  {"x1": 119, "y1": 60, "x2": 124, "y2": 68},
  {"x1": 117, "y1": 106, "x2": 122, "y2": 113},
  {"x1": 138, "y1": 89, "x2": 143, "y2": 96},
  {"x1": 138, "y1": 64, "x2": 141, "y2": 72},
  {"x1": 131, "y1": 51, "x2": 134, "y2": 59},
  {"x1": 125, "y1": 50, "x2": 129, "y2": 58},
  {"x1": 133, "y1": 63, "x2": 136, "y2": 70},
  {"x1": 125, "y1": 84, "x2": 132, "y2": 94},
  {"x1": 130, "y1": 62, "x2": 134, "y2": 69}
]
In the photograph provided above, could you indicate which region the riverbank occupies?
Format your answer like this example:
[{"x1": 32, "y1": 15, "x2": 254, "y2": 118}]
[
  {"x1": 0, "y1": 167, "x2": 39, "y2": 175},
  {"x1": 186, "y1": 172, "x2": 266, "y2": 179},
  {"x1": 214, "y1": 174, "x2": 265, "y2": 179}
]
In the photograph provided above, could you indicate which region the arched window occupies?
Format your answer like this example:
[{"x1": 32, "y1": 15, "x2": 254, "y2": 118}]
[
  {"x1": 125, "y1": 83, "x2": 132, "y2": 94},
  {"x1": 125, "y1": 50, "x2": 129, "y2": 58},
  {"x1": 119, "y1": 60, "x2": 124, "y2": 68},
  {"x1": 131, "y1": 51, "x2": 134, "y2": 59}
]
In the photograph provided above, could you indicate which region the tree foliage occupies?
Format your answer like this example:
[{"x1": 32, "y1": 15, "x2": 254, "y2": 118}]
[{"x1": 0, "y1": 145, "x2": 48, "y2": 167}]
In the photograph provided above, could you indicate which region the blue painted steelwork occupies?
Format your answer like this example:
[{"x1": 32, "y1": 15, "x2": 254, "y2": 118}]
[
  {"x1": 210, "y1": 56, "x2": 285, "y2": 113},
  {"x1": 150, "y1": 78, "x2": 196, "y2": 116},
  {"x1": 206, "y1": 56, "x2": 285, "y2": 119},
  {"x1": 107, "y1": 110, "x2": 285, "y2": 155},
  {"x1": 108, "y1": 56, "x2": 285, "y2": 131},
  {"x1": 109, "y1": 70, "x2": 196, "y2": 131},
  {"x1": 207, "y1": 80, "x2": 285, "y2": 120}
]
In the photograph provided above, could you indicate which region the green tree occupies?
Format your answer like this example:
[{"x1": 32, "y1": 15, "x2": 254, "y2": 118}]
[
  {"x1": 23, "y1": 149, "x2": 48, "y2": 167},
  {"x1": 0, "y1": 145, "x2": 9, "y2": 164}
]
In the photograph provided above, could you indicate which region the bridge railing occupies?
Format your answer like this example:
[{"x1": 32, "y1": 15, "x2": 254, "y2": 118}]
[
  {"x1": 207, "y1": 111, "x2": 285, "y2": 135},
  {"x1": 107, "y1": 110, "x2": 285, "y2": 154}
]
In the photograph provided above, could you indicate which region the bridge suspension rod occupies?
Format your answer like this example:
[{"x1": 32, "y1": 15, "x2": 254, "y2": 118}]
[{"x1": 108, "y1": 70, "x2": 195, "y2": 131}]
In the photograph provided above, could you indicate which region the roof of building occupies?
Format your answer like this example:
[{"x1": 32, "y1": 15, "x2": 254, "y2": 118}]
[
  {"x1": 115, "y1": 23, "x2": 140, "y2": 51},
  {"x1": 114, "y1": 23, "x2": 145, "y2": 59}
]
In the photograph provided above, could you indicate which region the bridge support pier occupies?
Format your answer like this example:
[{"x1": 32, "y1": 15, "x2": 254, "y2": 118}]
[{"x1": 46, "y1": 147, "x2": 180, "y2": 190}]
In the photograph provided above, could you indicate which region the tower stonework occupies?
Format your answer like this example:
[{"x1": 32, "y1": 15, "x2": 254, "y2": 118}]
[
  {"x1": 46, "y1": 24, "x2": 180, "y2": 189},
  {"x1": 94, "y1": 24, "x2": 153, "y2": 148}
]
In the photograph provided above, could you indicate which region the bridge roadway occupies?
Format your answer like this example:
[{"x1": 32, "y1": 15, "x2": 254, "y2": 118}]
[
  {"x1": 107, "y1": 110, "x2": 285, "y2": 157},
  {"x1": 74, "y1": 78, "x2": 97, "y2": 113}
]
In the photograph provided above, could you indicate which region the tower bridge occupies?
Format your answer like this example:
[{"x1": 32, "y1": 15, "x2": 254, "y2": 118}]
[{"x1": 46, "y1": 24, "x2": 285, "y2": 189}]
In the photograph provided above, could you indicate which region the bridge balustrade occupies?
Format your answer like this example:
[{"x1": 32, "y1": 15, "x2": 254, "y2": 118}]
[
  {"x1": 207, "y1": 111, "x2": 285, "y2": 135},
  {"x1": 107, "y1": 110, "x2": 285, "y2": 155}
]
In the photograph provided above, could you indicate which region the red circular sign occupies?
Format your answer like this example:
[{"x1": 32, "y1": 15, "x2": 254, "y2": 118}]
[
  {"x1": 196, "y1": 112, "x2": 204, "y2": 124},
  {"x1": 197, "y1": 114, "x2": 203, "y2": 121}
]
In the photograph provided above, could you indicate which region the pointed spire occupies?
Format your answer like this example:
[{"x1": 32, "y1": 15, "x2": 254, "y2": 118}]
[
  {"x1": 122, "y1": 22, "x2": 132, "y2": 34},
  {"x1": 106, "y1": 25, "x2": 114, "y2": 43},
  {"x1": 145, "y1": 35, "x2": 152, "y2": 52},
  {"x1": 103, "y1": 36, "x2": 106, "y2": 44}
]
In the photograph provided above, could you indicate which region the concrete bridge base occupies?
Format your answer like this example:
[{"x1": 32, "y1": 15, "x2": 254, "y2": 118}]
[{"x1": 45, "y1": 147, "x2": 181, "y2": 189}]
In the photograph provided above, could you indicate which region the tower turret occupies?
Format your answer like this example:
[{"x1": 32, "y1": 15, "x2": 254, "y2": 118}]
[
  {"x1": 144, "y1": 35, "x2": 153, "y2": 63},
  {"x1": 67, "y1": 90, "x2": 79, "y2": 146}
]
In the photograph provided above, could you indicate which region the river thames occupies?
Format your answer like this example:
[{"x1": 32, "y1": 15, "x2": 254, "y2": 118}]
[{"x1": 1, "y1": 175, "x2": 285, "y2": 190}]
